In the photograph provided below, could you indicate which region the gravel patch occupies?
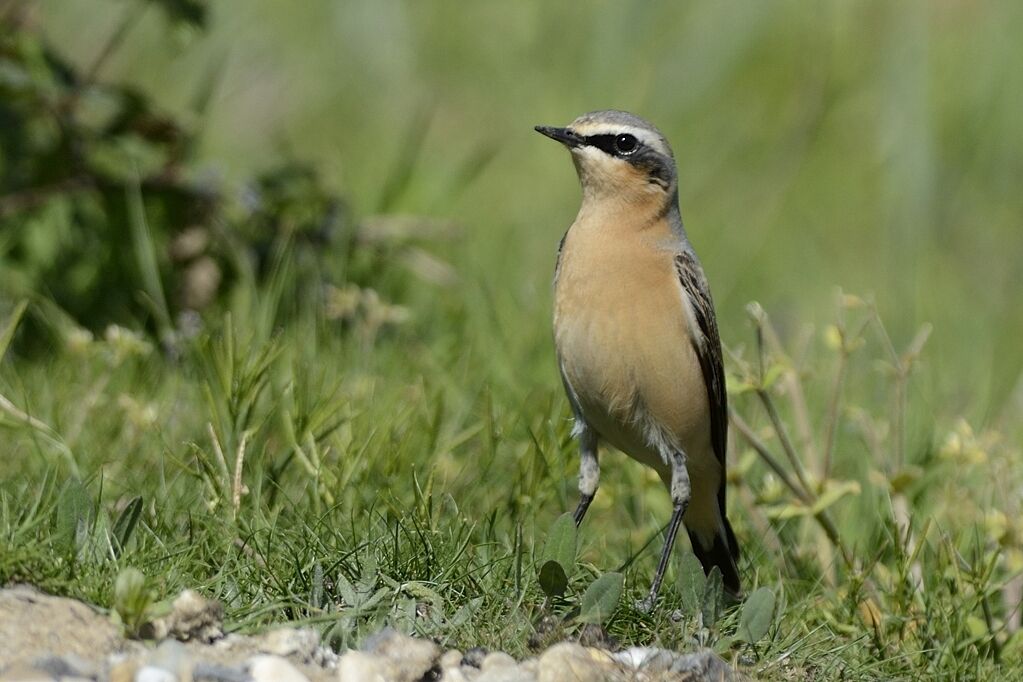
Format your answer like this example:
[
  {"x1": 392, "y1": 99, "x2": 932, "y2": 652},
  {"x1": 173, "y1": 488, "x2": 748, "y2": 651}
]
[{"x1": 0, "y1": 585, "x2": 745, "y2": 681}]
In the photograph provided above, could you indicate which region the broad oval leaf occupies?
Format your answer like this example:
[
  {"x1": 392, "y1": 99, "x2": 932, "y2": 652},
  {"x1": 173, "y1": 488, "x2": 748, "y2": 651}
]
[
  {"x1": 701, "y1": 566, "x2": 723, "y2": 628},
  {"x1": 677, "y1": 551, "x2": 706, "y2": 616},
  {"x1": 541, "y1": 512, "x2": 577, "y2": 576},
  {"x1": 538, "y1": 559, "x2": 568, "y2": 598},
  {"x1": 737, "y1": 586, "x2": 776, "y2": 643},
  {"x1": 579, "y1": 572, "x2": 624, "y2": 624}
]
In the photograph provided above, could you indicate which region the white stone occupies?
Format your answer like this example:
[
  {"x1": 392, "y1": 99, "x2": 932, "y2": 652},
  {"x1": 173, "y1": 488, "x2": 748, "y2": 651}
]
[
  {"x1": 337, "y1": 651, "x2": 393, "y2": 682},
  {"x1": 439, "y1": 649, "x2": 463, "y2": 670},
  {"x1": 480, "y1": 652, "x2": 517, "y2": 672},
  {"x1": 247, "y1": 655, "x2": 310, "y2": 682},
  {"x1": 256, "y1": 628, "x2": 321, "y2": 659},
  {"x1": 134, "y1": 665, "x2": 177, "y2": 682},
  {"x1": 0, "y1": 663, "x2": 54, "y2": 682},
  {"x1": 439, "y1": 667, "x2": 476, "y2": 682},
  {"x1": 536, "y1": 642, "x2": 622, "y2": 682},
  {"x1": 359, "y1": 629, "x2": 439, "y2": 682},
  {"x1": 476, "y1": 664, "x2": 535, "y2": 682}
]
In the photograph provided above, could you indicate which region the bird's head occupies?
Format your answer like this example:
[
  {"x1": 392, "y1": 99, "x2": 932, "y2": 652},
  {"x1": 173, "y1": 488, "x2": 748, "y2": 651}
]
[{"x1": 535, "y1": 110, "x2": 677, "y2": 206}]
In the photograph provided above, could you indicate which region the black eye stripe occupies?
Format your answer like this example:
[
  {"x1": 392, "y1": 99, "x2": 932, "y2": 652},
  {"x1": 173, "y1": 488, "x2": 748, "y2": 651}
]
[{"x1": 584, "y1": 134, "x2": 633, "y2": 155}]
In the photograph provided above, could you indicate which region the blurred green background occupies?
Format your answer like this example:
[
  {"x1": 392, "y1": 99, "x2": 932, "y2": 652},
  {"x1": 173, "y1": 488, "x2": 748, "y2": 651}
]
[
  {"x1": 30, "y1": 0, "x2": 1023, "y2": 421},
  {"x1": 3, "y1": 1, "x2": 1023, "y2": 673}
]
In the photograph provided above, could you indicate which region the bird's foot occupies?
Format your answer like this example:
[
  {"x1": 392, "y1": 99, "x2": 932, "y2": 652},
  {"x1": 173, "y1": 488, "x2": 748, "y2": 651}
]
[{"x1": 634, "y1": 594, "x2": 657, "y2": 614}]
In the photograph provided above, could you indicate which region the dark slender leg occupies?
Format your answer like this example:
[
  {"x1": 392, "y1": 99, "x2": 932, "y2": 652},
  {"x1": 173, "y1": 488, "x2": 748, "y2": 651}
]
[
  {"x1": 637, "y1": 450, "x2": 691, "y2": 612},
  {"x1": 573, "y1": 494, "x2": 594, "y2": 526},
  {"x1": 573, "y1": 426, "x2": 599, "y2": 527}
]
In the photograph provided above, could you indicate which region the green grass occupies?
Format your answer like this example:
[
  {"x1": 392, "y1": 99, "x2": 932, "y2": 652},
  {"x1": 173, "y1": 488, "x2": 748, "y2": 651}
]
[
  {"x1": 3, "y1": 0, "x2": 1023, "y2": 679},
  {"x1": 2, "y1": 275, "x2": 1020, "y2": 679}
]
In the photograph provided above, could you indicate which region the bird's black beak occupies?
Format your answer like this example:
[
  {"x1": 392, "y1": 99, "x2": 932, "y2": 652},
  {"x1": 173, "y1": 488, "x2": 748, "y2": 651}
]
[{"x1": 534, "y1": 125, "x2": 582, "y2": 148}]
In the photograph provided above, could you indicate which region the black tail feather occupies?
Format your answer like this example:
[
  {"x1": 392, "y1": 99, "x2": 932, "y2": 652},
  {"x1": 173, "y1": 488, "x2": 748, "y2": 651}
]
[{"x1": 689, "y1": 518, "x2": 741, "y2": 597}]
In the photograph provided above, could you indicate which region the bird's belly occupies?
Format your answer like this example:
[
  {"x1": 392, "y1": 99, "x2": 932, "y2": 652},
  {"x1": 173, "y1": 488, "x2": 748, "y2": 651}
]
[{"x1": 554, "y1": 277, "x2": 712, "y2": 471}]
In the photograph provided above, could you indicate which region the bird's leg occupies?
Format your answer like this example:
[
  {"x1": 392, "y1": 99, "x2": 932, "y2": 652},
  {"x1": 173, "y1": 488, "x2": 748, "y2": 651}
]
[
  {"x1": 637, "y1": 449, "x2": 690, "y2": 612},
  {"x1": 573, "y1": 426, "x2": 599, "y2": 527}
]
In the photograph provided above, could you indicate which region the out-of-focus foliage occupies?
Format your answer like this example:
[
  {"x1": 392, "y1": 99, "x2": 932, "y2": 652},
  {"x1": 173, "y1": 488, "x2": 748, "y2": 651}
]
[
  {"x1": 1, "y1": 10, "x2": 207, "y2": 329},
  {"x1": 2, "y1": 1, "x2": 1022, "y2": 678},
  {"x1": 0, "y1": 4, "x2": 437, "y2": 347}
]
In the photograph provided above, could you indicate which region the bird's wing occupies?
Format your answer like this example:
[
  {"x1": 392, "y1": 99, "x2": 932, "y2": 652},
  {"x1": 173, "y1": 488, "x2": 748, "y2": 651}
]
[
  {"x1": 553, "y1": 230, "x2": 568, "y2": 285},
  {"x1": 674, "y1": 250, "x2": 728, "y2": 472}
]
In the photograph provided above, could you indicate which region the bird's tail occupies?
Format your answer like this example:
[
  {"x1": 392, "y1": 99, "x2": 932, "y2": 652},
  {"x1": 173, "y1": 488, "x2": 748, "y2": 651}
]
[{"x1": 688, "y1": 516, "x2": 741, "y2": 597}]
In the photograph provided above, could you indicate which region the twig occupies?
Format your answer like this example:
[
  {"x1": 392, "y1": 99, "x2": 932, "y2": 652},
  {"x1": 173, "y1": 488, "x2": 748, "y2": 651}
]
[
  {"x1": 232, "y1": 430, "x2": 250, "y2": 519},
  {"x1": 730, "y1": 408, "x2": 809, "y2": 504},
  {"x1": 731, "y1": 408, "x2": 853, "y2": 568},
  {"x1": 756, "y1": 388, "x2": 815, "y2": 494}
]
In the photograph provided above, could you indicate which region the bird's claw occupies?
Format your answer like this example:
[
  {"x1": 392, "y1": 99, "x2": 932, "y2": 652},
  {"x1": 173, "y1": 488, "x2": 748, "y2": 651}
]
[{"x1": 634, "y1": 595, "x2": 656, "y2": 614}]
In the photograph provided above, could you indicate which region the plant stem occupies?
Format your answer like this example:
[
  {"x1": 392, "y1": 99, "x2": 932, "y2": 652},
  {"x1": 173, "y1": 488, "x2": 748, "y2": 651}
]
[
  {"x1": 756, "y1": 388, "x2": 815, "y2": 495},
  {"x1": 731, "y1": 409, "x2": 853, "y2": 568},
  {"x1": 730, "y1": 408, "x2": 809, "y2": 504}
]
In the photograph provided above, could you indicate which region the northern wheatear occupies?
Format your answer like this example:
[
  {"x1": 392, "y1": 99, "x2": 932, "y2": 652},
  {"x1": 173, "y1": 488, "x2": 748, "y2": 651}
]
[{"x1": 535, "y1": 110, "x2": 740, "y2": 609}]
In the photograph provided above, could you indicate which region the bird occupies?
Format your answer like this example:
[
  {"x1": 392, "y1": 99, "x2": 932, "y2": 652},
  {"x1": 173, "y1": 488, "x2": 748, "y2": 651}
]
[{"x1": 535, "y1": 110, "x2": 740, "y2": 610}]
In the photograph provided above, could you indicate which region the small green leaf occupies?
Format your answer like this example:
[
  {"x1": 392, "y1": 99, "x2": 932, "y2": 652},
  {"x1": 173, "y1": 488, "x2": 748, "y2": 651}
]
[
  {"x1": 677, "y1": 551, "x2": 706, "y2": 615},
  {"x1": 713, "y1": 635, "x2": 736, "y2": 654},
  {"x1": 810, "y1": 479, "x2": 861, "y2": 515},
  {"x1": 403, "y1": 581, "x2": 444, "y2": 606},
  {"x1": 113, "y1": 567, "x2": 151, "y2": 636},
  {"x1": 111, "y1": 496, "x2": 143, "y2": 557},
  {"x1": 760, "y1": 362, "x2": 786, "y2": 390},
  {"x1": 763, "y1": 479, "x2": 860, "y2": 520},
  {"x1": 737, "y1": 586, "x2": 776, "y2": 643},
  {"x1": 335, "y1": 574, "x2": 358, "y2": 607},
  {"x1": 541, "y1": 512, "x2": 577, "y2": 576},
  {"x1": 56, "y1": 478, "x2": 92, "y2": 551},
  {"x1": 578, "y1": 572, "x2": 624, "y2": 624},
  {"x1": 701, "y1": 566, "x2": 723, "y2": 628},
  {"x1": 538, "y1": 560, "x2": 568, "y2": 598}
]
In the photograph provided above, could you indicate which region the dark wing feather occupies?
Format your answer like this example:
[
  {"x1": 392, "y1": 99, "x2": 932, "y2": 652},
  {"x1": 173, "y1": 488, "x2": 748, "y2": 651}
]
[
  {"x1": 674, "y1": 251, "x2": 728, "y2": 505},
  {"x1": 553, "y1": 230, "x2": 568, "y2": 285}
]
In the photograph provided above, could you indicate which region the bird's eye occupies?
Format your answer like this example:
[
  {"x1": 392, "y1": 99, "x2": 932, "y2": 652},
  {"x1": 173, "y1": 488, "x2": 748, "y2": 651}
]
[{"x1": 614, "y1": 134, "x2": 638, "y2": 155}]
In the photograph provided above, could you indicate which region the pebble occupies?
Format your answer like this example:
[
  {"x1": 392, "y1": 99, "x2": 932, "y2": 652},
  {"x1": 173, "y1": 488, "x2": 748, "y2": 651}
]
[
  {"x1": 254, "y1": 628, "x2": 321, "y2": 660},
  {"x1": 439, "y1": 649, "x2": 463, "y2": 670},
  {"x1": 166, "y1": 590, "x2": 225, "y2": 643},
  {"x1": 108, "y1": 658, "x2": 139, "y2": 682},
  {"x1": 480, "y1": 652, "x2": 517, "y2": 673},
  {"x1": 0, "y1": 663, "x2": 54, "y2": 682},
  {"x1": 476, "y1": 665, "x2": 535, "y2": 682},
  {"x1": 612, "y1": 646, "x2": 741, "y2": 680},
  {"x1": 193, "y1": 661, "x2": 251, "y2": 682},
  {"x1": 135, "y1": 665, "x2": 177, "y2": 682},
  {"x1": 247, "y1": 654, "x2": 310, "y2": 682},
  {"x1": 359, "y1": 628, "x2": 439, "y2": 682},
  {"x1": 337, "y1": 650, "x2": 394, "y2": 682},
  {"x1": 461, "y1": 647, "x2": 488, "y2": 668},
  {"x1": 32, "y1": 654, "x2": 97, "y2": 679},
  {"x1": 537, "y1": 642, "x2": 622, "y2": 682},
  {"x1": 147, "y1": 640, "x2": 192, "y2": 680}
]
